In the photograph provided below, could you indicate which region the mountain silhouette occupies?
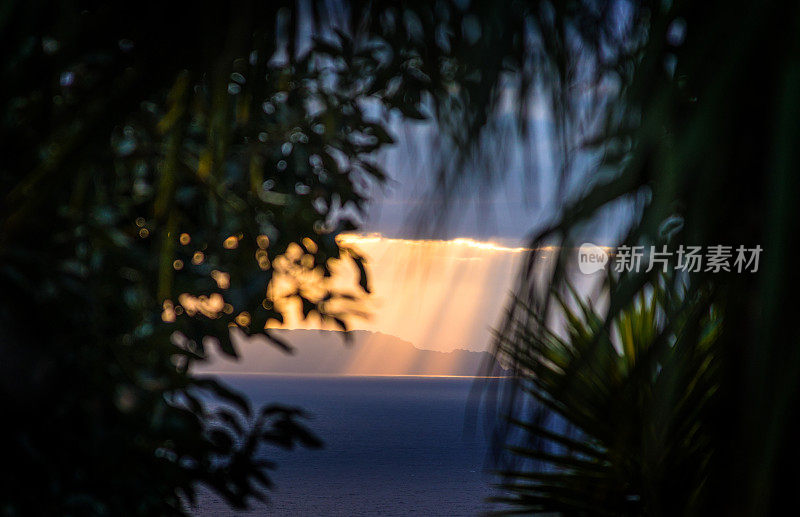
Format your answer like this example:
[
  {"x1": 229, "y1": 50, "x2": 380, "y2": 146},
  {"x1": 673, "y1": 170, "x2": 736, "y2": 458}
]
[{"x1": 194, "y1": 329, "x2": 506, "y2": 377}]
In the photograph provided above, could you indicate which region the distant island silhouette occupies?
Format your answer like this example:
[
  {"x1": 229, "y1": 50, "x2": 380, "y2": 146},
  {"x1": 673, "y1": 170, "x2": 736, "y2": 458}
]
[{"x1": 194, "y1": 329, "x2": 507, "y2": 377}]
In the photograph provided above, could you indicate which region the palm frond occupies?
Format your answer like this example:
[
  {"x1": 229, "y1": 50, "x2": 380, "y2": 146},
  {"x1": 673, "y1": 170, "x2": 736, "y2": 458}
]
[{"x1": 494, "y1": 277, "x2": 720, "y2": 515}]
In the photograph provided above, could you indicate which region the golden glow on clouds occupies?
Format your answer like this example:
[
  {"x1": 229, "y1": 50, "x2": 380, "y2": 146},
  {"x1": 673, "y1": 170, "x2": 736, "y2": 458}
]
[
  {"x1": 273, "y1": 232, "x2": 528, "y2": 353},
  {"x1": 184, "y1": 233, "x2": 607, "y2": 375},
  {"x1": 336, "y1": 233, "x2": 529, "y2": 253}
]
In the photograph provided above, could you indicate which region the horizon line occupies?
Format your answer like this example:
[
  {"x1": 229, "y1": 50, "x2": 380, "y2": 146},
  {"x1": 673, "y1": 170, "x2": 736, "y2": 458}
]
[{"x1": 197, "y1": 371, "x2": 510, "y2": 379}]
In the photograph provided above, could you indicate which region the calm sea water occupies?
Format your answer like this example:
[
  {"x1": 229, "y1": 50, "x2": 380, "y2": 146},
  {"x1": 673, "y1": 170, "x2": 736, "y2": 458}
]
[{"x1": 191, "y1": 375, "x2": 499, "y2": 516}]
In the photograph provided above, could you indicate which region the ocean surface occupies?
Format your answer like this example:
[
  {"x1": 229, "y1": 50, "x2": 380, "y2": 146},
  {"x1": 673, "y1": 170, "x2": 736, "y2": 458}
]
[{"x1": 191, "y1": 375, "x2": 499, "y2": 516}]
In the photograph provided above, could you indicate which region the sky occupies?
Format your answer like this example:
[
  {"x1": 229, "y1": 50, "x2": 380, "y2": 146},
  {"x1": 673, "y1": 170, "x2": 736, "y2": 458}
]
[
  {"x1": 267, "y1": 101, "x2": 638, "y2": 353},
  {"x1": 272, "y1": 115, "x2": 558, "y2": 352},
  {"x1": 259, "y1": 5, "x2": 639, "y2": 354},
  {"x1": 274, "y1": 233, "x2": 528, "y2": 352},
  {"x1": 263, "y1": 63, "x2": 635, "y2": 353}
]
